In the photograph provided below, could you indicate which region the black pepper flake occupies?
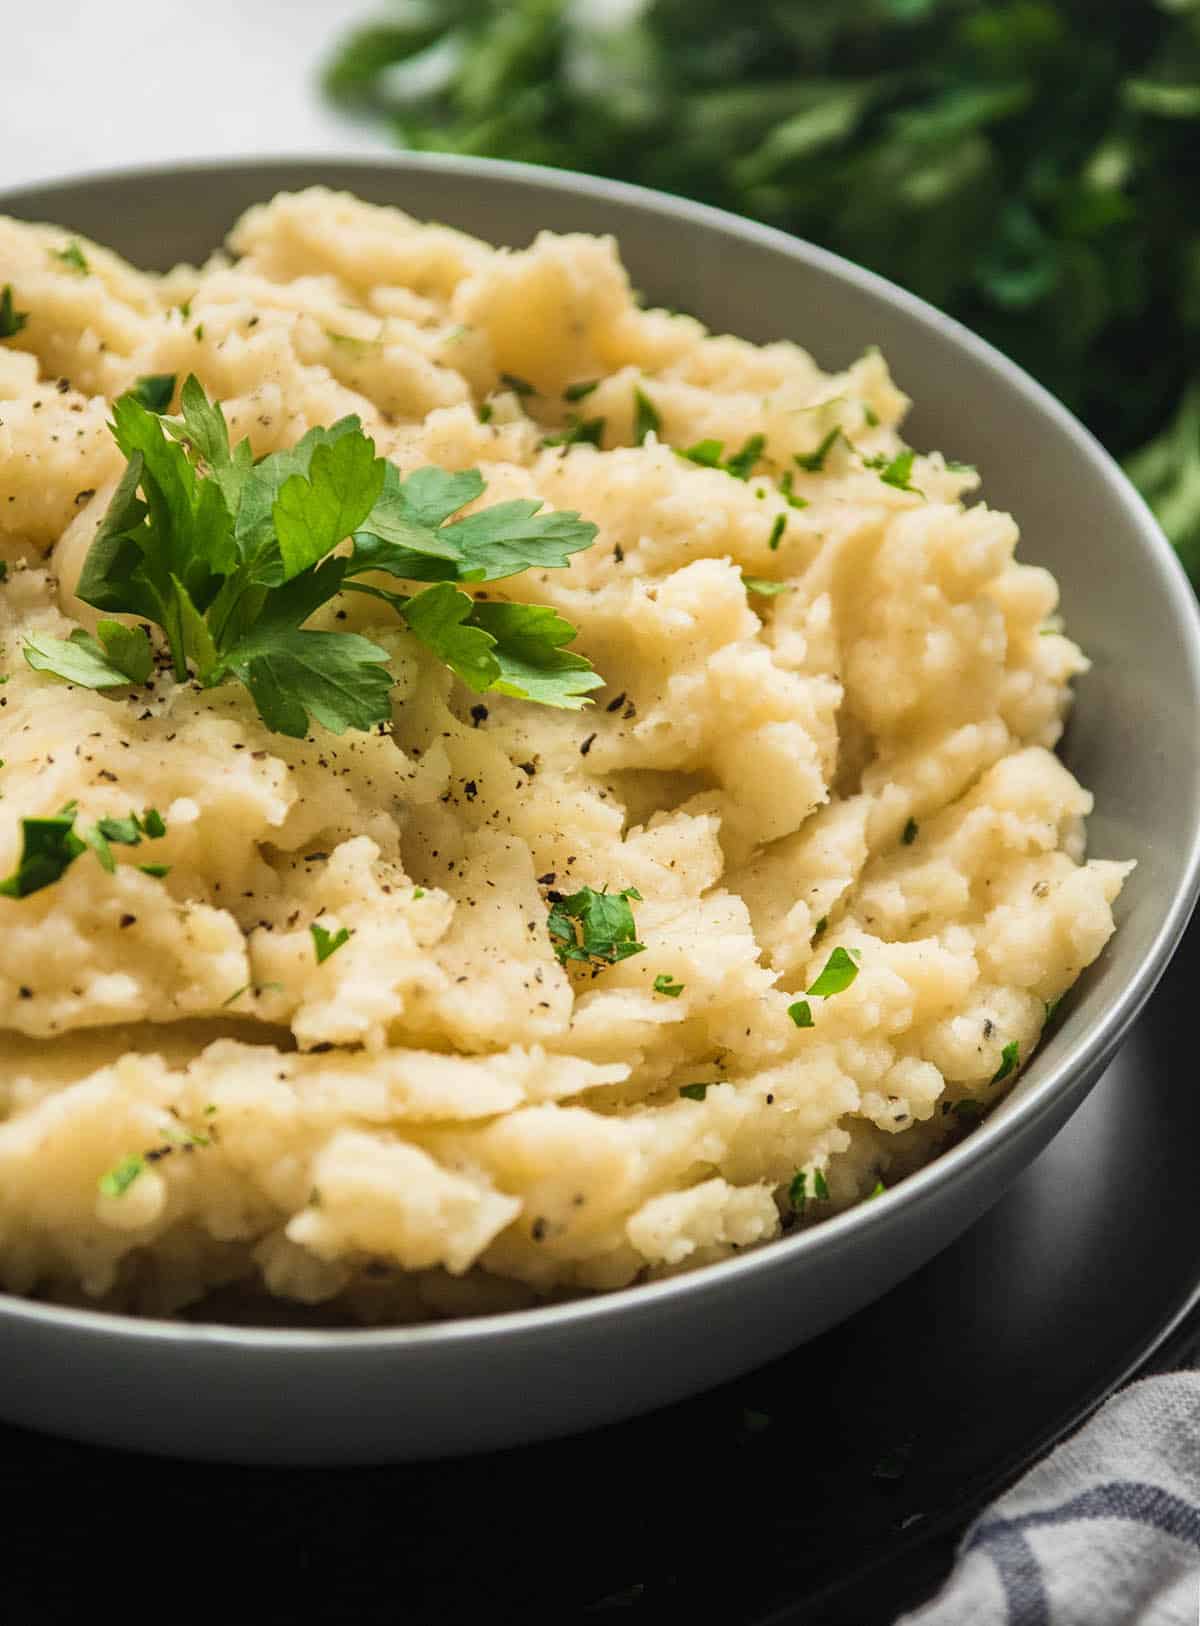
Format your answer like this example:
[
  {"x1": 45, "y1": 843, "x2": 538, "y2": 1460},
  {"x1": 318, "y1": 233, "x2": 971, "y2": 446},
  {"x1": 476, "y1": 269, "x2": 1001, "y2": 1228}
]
[
  {"x1": 463, "y1": 780, "x2": 478, "y2": 801},
  {"x1": 519, "y1": 761, "x2": 537, "y2": 777},
  {"x1": 622, "y1": 703, "x2": 637, "y2": 720},
  {"x1": 580, "y1": 733, "x2": 597, "y2": 756},
  {"x1": 546, "y1": 889, "x2": 566, "y2": 905},
  {"x1": 605, "y1": 692, "x2": 626, "y2": 713},
  {"x1": 119, "y1": 914, "x2": 137, "y2": 929},
  {"x1": 470, "y1": 704, "x2": 489, "y2": 727},
  {"x1": 98, "y1": 769, "x2": 117, "y2": 782},
  {"x1": 74, "y1": 488, "x2": 95, "y2": 505},
  {"x1": 613, "y1": 544, "x2": 625, "y2": 563},
  {"x1": 531, "y1": 1217, "x2": 547, "y2": 1242},
  {"x1": 55, "y1": 377, "x2": 70, "y2": 394},
  {"x1": 537, "y1": 872, "x2": 556, "y2": 886},
  {"x1": 18, "y1": 986, "x2": 32, "y2": 999}
]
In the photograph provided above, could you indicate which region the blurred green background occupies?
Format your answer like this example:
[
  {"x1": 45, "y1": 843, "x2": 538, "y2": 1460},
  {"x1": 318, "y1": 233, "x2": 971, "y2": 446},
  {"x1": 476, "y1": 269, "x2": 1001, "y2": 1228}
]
[{"x1": 322, "y1": 0, "x2": 1200, "y2": 578}]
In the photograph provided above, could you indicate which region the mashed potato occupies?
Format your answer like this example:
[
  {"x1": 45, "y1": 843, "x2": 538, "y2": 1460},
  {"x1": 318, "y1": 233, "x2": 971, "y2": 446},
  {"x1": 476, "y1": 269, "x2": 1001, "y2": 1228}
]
[{"x1": 0, "y1": 189, "x2": 1129, "y2": 1321}]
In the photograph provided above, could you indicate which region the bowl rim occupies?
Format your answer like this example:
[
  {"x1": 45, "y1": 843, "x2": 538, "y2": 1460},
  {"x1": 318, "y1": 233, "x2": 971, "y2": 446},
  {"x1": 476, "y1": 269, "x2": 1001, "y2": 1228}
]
[{"x1": 2, "y1": 148, "x2": 1199, "y2": 1355}]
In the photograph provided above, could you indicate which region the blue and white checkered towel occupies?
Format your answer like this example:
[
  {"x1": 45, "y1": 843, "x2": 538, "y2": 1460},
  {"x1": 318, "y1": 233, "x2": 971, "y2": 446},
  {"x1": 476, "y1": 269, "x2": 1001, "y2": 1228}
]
[{"x1": 899, "y1": 1373, "x2": 1200, "y2": 1625}]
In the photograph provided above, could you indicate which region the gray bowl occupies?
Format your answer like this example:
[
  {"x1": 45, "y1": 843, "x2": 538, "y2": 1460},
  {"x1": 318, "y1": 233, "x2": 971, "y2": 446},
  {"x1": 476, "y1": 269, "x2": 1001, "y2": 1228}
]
[{"x1": 2, "y1": 155, "x2": 1198, "y2": 1465}]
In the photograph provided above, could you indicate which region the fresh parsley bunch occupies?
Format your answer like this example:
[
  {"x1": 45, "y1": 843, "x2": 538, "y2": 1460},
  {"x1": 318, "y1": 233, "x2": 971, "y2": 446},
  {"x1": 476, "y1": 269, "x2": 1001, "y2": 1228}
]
[
  {"x1": 32, "y1": 375, "x2": 603, "y2": 736},
  {"x1": 322, "y1": 0, "x2": 1200, "y2": 581}
]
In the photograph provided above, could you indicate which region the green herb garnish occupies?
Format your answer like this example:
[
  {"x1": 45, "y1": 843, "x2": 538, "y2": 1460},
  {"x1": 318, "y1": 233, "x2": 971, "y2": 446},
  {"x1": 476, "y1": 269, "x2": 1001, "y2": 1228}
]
[
  {"x1": 542, "y1": 414, "x2": 605, "y2": 448},
  {"x1": 130, "y1": 374, "x2": 176, "y2": 413},
  {"x1": 59, "y1": 376, "x2": 602, "y2": 738},
  {"x1": 51, "y1": 241, "x2": 89, "y2": 274},
  {"x1": 98, "y1": 1154, "x2": 144, "y2": 1198},
  {"x1": 679, "y1": 1082, "x2": 708, "y2": 1101},
  {"x1": 768, "y1": 513, "x2": 787, "y2": 551},
  {"x1": 788, "y1": 999, "x2": 814, "y2": 1028},
  {"x1": 653, "y1": 973, "x2": 684, "y2": 997},
  {"x1": 0, "y1": 285, "x2": 28, "y2": 340},
  {"x1": 788, "y1": 1169, "x2": 807, "y2": 1213},
  {"x1": 813, "y1": 1169, "x2": 830, "y2": 1200},
  {"x1": 806, "y1": 945, "x2": 861, "y2": 997},
  {"x1": 633, "y1": 387, "x2": 661, "y2": 445},
  {"x1": 500, "y1": 372, "x2": 536, "y2": 397},
  {"x1": 564, "y1": 379, "x2": 599, "y2": 401},
  {"x1": 23, "y1": 622, "x2": 153, "y2": 689},
  {"x1": 991, "y1": 1040, "x2": 1019, "y2": 1085},
  {"x1": 547, "y1": 884, "x2": 645, "y2": 966},
  {"x1": 864, "y1": 448, "x2": 922, "y2": 494},
  {"x1": 311, "y1": 922, "x2": 352, "y2": 963},
  {"x1": 793, "y1": 427, "x2": 843, "y2": 473}
]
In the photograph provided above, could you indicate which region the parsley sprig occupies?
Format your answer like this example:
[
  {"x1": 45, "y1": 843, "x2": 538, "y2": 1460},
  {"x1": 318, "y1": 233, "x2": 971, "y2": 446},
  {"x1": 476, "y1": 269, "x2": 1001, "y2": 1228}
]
[{"x1": 46, "y1": 377, "x2": 603, "y2": 738}]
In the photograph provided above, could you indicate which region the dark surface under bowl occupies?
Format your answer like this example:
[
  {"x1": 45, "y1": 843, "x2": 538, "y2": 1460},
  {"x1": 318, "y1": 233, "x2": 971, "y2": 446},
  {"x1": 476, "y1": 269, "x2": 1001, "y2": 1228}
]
[{"x1": 0, "y1": 155, "x2": 1197, "y2": 1466}]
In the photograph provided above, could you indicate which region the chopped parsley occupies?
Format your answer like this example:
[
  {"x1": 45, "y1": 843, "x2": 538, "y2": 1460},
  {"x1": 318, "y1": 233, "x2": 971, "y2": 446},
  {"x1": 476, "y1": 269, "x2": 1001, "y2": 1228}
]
[
  {"x1": 679, "y1": 1082, "x2": 708, "y2": 1101},
  {"x1": 793, "y1": 427, "x2": 843, "y2": 472},
  {"x1": 477, "y1": 402, "x2": 494, "y2": 424},
  {"x1": 0, "y1": 801, "x2": 166, "y2": 898},
  {"x1": 138, "y1": 864, "x2": 171, "y2": 879},
  {"x1": 788, "y1": 999, "x2": 814, "y2": 1028},
  {"x1": 50, "y1": 241, "x2": 89, "y2": 274},
  {"x1": 991, "y1": 1040, "x2": 1019, "y2": 1085},
  {"x1": 1044, "y1": 995, "x2": 1062, "y2": 1024},
  {"x1": 542, "y1": 414, "x2": 605, "y2": 448},
  {"x1": 633, "y1": 387, "x2": 661, "y2": 445},
  {"x1": 868, "y1": 1179, "x2": 886, "y2": 1198},
  {"x1": 130, "y1": 373, "x2": 176, "y2": 412},
  {"x1": 806, "y1": 945, "x2": 861, "y2": 997},
  {"x1": 0, "y1": 285, "x2": 28, "y2": 340},
  {"x1": 864, "y1": 448, "x2": 922, "y2": 494},
  {"x1": 902, "y1": 817, "x2": 918, "y2": 845},
  {"x1": 742, "y1": 575, "x2": 790, "y2": 597},
  {"x1": 311, "y1": 922, "x2": 352, "y2": 963},
  {"x1": 98, "y1": 1154, "x2": 144, "y2": 1198},
  {"x1": 221, "y1": 980, "x2": 284, "y2": 1008},
  {"x1": 813, "y1": 1169, "x2": 830, "y2": 1200},
  {"x1": 564, "y1": 379, "x2": 599, "y2": 401},
  {"x1": 724, "y1": 434, "x2": 765, "y2": 480},
  {"x1": 547, "y1": 884, "x2": 645, "y2": 966},
  {"x1": 778, "y1": 471, "x2": 809, "y2": 509},
  {"x1": 768, "y1": 513, "x2": 787, "y2": 550},
  {"x1": 788, "y1": 1169, "x2": 808, "y2": 1212},
  {"x1": 500, "y1": 372, "x2": 536, "y2": 397},
  {"x1": 653, "y1": 972, "x2": 684, "y2": 997},
  {"x1": 59, "y1": 376, "x2": 602, "y2": 738},
  {"x1": 679, "y1": 435, "x2": 765, "y2": 480}
]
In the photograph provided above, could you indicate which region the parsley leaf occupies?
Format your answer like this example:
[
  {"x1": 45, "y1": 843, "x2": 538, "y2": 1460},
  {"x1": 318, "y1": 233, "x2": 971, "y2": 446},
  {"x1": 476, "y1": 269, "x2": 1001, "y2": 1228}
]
[
  {"x1": 725, "y1": 434, "x2": 766, "y2": 480},
  {"x1": 807, "y1": 945, "x2": 861, "y2": 997},
  {"x1": 564, "y1": 379, "x2": 599, "y2": 401},
  {"x1": 274, "y1": 433, "x2": 386, "y2": 579},
  {"x1": 543, "y1": 414, "x2": 605, "y2": 449},
  {"x1": 50, "y1": 241, "x2": 89, "y2": 274},
  {"x1": 311, "y1": 922, "x2": 353, "y2": 963},
  {"x1": 98, "y1": 1155, "x2": 145, "y2": 1198},
  {"x1": 680, "y1": 439, "x2": 725, "y2": 468},
  {"x1": 679, "y1": 1082, "x2": 708, "y2": 1100},
  {"x1": 23, "y1": 621, "x2": 153, "y2": 689},
  {"x1": 788, "y1": 999, "x2": 814, "y2": 1028},
  {"x1": 500, "y1": 372, "x2": 536, "y2": 397},
  {"x1": 794, "y1": 427, "x2": 844, "y2": 472},
  {"x1": 813, "y1": 1169, "x2": 830, "y2": 1200},
  {"x1": 653, "y1": 973, "x2": 684, "y2": 997},
  {"x1": 768, "y1": 513, "x2": 787, "y2": 550},
  {"x1": 991, "y1": 1040, "x2": 1019, "y2": 1084},
  {"x1": 0, "y1": 814, "x2": 86, "y2": 897},
  {"x1": 0, "y1": 285, "x2": 28, "y2": 340},
  {"x1": 868, "y1": 1180, "x2": 886, "y2": 1198},
  {"x1": 467, "y1": 601, "x2": 604, "y2": 708},
  {"x1": 131, "y1": 374, "x2": 176, "y2": 413},
  {"x1": 865, "y1": 448, "x2": 922, "y2": 494},
  {"x1": 788, "y1": 1170, "x2": 807, "y2": 1213},
  {"x1": 743, "y1": 575, "x2": 790, "y2": 597},
  {"x1": 633, "y1": 386, "x2": 661, "y2": 445},
  {"x1": 547, "y1": 885, "x2": 645, "y2": 966}
]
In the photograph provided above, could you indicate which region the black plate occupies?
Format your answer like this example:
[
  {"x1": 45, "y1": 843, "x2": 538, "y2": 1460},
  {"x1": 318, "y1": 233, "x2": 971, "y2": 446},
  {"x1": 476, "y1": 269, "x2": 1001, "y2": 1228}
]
[{"x1": 4, "y1": 926, "x2": 1198, "y2": 1624}]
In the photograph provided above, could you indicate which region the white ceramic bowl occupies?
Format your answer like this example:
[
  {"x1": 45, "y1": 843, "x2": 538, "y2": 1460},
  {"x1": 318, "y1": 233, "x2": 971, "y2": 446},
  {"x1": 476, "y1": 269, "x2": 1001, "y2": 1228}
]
[{"x1": 2, "y1": 155, "x2": 1198, "y2": 1463}]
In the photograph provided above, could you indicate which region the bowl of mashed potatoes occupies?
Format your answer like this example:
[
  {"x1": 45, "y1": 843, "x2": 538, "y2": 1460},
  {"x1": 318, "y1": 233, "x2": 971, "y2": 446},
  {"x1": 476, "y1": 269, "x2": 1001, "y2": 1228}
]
[{"x1": 0, "y1": 156, "x2": 1197, "y2": 1463}]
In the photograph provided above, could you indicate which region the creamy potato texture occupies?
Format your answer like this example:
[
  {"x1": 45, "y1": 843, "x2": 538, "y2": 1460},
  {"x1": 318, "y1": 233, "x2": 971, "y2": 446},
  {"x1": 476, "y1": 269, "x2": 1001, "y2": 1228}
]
[{"x1": 0, "y1": 190, "x2": 1129, "y2": 1320}]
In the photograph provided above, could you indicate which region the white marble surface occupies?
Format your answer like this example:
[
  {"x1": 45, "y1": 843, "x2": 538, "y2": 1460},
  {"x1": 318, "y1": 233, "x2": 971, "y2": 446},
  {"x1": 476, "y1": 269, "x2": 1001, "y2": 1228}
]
[{"x1": 1, "y1": 0, "x2": 383, "y2": 193}]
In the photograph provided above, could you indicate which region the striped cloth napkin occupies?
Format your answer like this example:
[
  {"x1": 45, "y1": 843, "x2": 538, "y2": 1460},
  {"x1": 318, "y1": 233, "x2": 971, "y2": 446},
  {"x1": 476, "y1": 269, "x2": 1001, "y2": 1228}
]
[{"x1": 898, "y1": 1373, "x2": 1200, "y2": 1625}]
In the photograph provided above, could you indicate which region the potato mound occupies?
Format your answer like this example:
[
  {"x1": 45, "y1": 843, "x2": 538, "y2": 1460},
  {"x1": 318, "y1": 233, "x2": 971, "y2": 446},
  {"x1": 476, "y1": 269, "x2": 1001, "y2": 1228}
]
[{"x1": 0, "y1": 190, "x2": 1128, "y2": 1320}]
